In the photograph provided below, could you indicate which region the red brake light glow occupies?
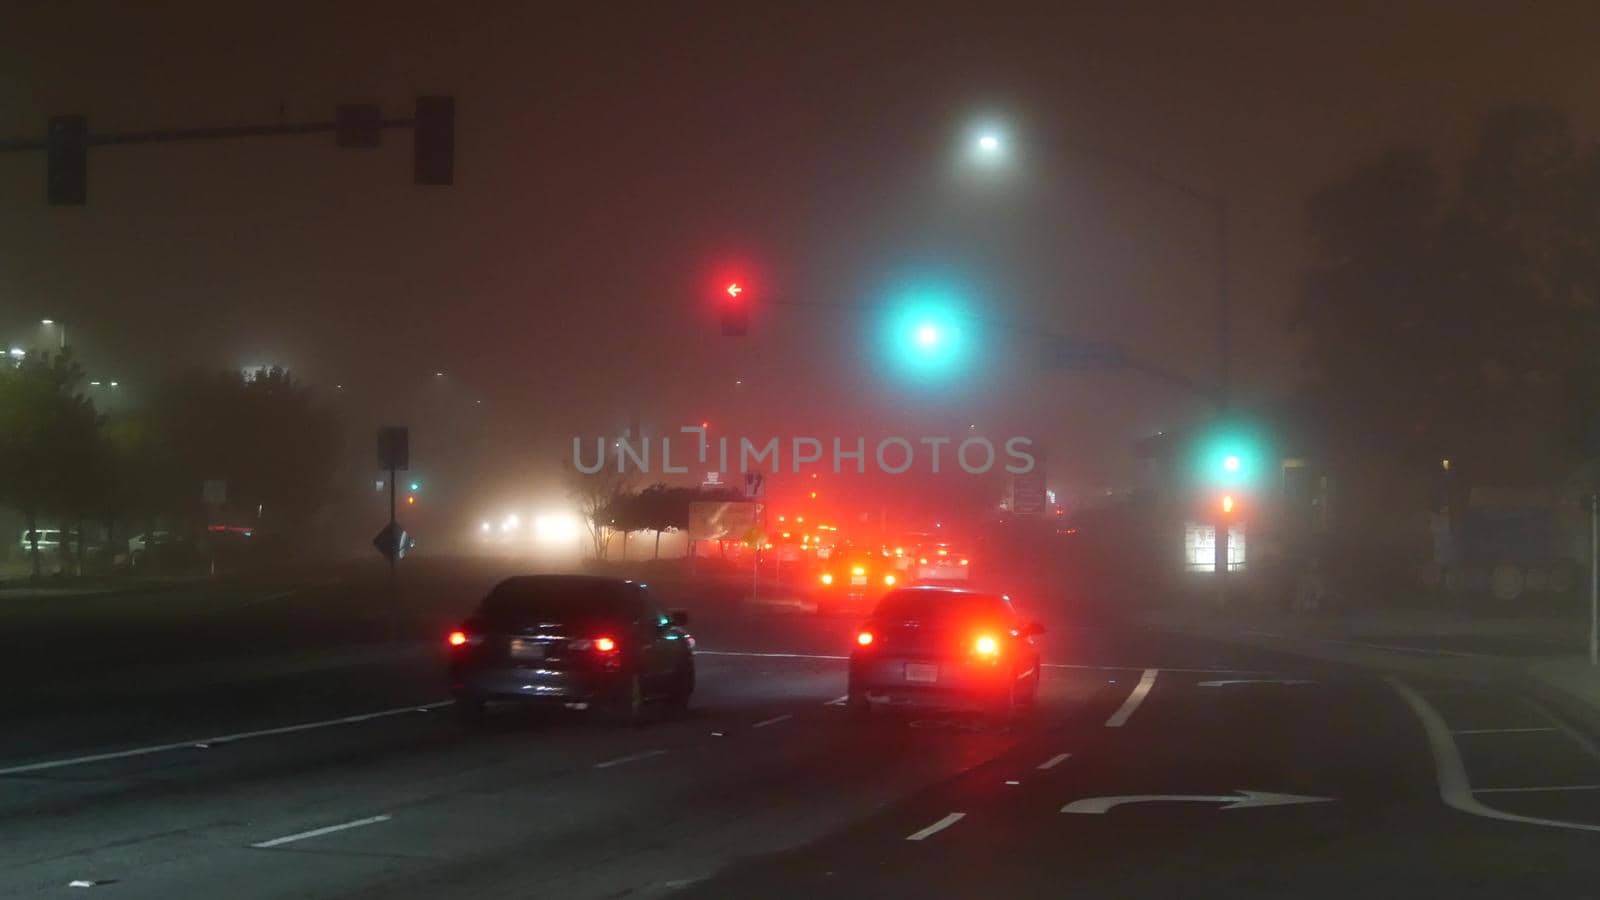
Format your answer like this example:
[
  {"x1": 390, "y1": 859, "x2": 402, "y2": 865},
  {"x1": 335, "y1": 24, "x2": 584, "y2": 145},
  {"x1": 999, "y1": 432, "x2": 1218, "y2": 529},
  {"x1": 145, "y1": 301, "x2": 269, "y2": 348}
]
[
  {"x1": 973, "y1": 634, "x2": 999, "y2": 656},
  {"x1": 857, "y1": 631, "x2": 874, "y2": 647},
  {"x1": 447, "y1": 630, "x2": 468, "y2": 647},
  {"x1": 959, "y1": 558, "x2": 969, "y2": 566},
  {"x1": 594, "y1": 636, "x2": 617, "y2": 653}
]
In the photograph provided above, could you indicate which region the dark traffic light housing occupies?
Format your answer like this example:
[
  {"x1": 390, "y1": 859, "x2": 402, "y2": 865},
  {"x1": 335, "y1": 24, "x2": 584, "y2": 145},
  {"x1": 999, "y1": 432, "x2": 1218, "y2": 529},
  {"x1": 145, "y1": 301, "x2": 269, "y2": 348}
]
[{"x1": 414, "y1": 96, "x2": 455, "y2": 186}]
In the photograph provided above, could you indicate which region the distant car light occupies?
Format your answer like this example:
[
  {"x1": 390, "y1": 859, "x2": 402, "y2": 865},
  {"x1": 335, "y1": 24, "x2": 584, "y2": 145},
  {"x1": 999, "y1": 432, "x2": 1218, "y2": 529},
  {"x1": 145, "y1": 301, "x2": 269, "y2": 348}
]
[
  {"x1": 593, "y1": 636, "x2": 617, "y2": 653},
  {"x1": 919, "y1": 557, "x2": 928, "y2": 565},
  {"x1": 820, "y1": 573, "x2": 834, "y2": 585},
  {"x1": 857, "y1": 631, "x2": 874, "y2": 647},
  {"x1": 448, "y1": 630, "x2": 468, "y2": 647},
  {"x1": 851, "y1": 566, "x2": 866, "y2": 576},
  {"x1": 960, "y1": 558, "x2": 969, "y2": 566},
  {"x1": 883, "y1": 574, "x2": 897, "y2": 586}
]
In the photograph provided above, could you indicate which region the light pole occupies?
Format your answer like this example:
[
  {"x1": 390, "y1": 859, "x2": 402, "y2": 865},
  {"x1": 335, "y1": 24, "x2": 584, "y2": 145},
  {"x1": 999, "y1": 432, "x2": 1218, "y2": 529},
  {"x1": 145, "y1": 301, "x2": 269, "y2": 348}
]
[
  {"x1": 963, "y1": 123, "x2": 1234, "y2": 598},
  {"x1": 40, "y1": 319, "x2": 65, "y2": 350}
]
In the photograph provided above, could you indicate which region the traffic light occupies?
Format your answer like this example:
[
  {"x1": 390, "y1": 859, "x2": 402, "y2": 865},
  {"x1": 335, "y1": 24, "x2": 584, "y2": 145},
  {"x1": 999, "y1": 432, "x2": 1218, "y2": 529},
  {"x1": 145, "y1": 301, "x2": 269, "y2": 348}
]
[
  {"x1": 1220, "y1": 494, "x2": 1235, "y2": 515},
  {"x1": 882, "y1": 297, "x2": 968, "y2": 380},
  {"x1": 47, "y1": 115, "x2": 88, "y2": 205},
  {"x1": 414, "y1": 96, "x2": 455, "y2": 186},
  {"x1": 408, "y1": 481, "x2": 421, "y2": 492},
  {"x1": 720, "y1": 282, "x2": 748, "y2": 336},
  {"x1": 406, "y1": 494, "x2": 417, "y2": 506}
]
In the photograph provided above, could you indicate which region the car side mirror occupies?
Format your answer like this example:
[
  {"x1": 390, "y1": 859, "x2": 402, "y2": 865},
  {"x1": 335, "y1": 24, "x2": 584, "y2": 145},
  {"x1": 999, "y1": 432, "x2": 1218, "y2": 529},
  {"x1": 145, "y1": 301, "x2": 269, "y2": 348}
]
[
  {"x1": 670, "y1": 610, "x2": 690, "y2": 627},
  {"x1": 1023, "y1": 621, "x2": 1045, "y2": 637}
]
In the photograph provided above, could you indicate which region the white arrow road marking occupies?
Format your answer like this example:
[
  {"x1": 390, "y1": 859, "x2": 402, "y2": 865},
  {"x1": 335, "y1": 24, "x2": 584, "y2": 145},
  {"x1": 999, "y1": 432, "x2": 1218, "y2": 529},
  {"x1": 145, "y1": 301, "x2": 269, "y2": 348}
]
[
  {"x1": 251, "y1": 814, "x2": 392, "y2": 848},
  {"x1": 1197, "y1": 679, "x2": 1316, "y2": 687},
  {"x1": 905, "y1": 812, "x2": 965, "y2": 840},
  {"x1": 1104, "y1": 669, "x2": 1157, "y2": 727},
  {"x1": 1061, "y1": 790, "x2": 1334, "y2": 814}
]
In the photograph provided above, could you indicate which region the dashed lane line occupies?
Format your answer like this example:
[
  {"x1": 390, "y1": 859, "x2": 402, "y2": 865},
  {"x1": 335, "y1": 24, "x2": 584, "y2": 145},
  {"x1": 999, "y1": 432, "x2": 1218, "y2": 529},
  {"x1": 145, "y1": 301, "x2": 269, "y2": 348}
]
[
  {"x1": 752, "y1": 714, "x2": 793, "y2": 729},
  {"x1": 905, "y1": 812, "x2": 965, "y2": 841},
  {"x1": 251, "y1": 814, "x2": 392, "y2": 849},
  {"x1": 1105, "y1": 669, "x2": 1158, "y2": 728},
  {"x1": 594, "y1": 749, "x2": 668, "y2": 769},
  {"x1": 1037, "y1": 753, "x2": 1072, "y2": 770}
]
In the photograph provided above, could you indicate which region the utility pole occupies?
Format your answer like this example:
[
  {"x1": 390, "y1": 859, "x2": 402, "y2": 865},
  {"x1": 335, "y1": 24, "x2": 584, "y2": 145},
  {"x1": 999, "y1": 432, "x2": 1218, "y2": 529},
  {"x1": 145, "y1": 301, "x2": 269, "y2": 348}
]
[
  {"x1": 1213, "y1": 198, "x2": 1233, "y2": 609},
  {"x1": 1590, "y1": 489, "x2": 1597, "y2": 666}
]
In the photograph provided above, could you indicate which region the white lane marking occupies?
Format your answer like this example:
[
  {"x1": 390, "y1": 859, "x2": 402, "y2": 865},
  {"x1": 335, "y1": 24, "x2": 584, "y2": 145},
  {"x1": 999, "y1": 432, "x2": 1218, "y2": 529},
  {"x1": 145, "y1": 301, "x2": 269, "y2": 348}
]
[
  {"x1": 1450, "y1": 727, "x2": 1557, "y2": 735},
  {"x1": 594, "y1": 749, "x2": 668, "y2": 769},
  {"x1": 1105, "y1": 669, "x2": 1158, "y2": 728},
  {"x1": 752, "y1": 714, "x2": 793, "y2": 729},
  {"x1": 700, "y1": 651, "x2": 1272, "y2": 676},
  {"x1": 1044, "y1": 662, "x2": 1274, "y2": 675},
  {"x1": 1474, "y1": 785, "x2": 1600, "y2": 794},
  {"x1": 823, "y1": 694, "x2": 849, "y2": 706},
  {"x1": 696, "y1": 650, "x2": 849, "y2": 660},
  {"x1": 251, "y1": 814, "x2": 392, "y2": 849},
  {"x1": 1314, "y1": 637, "x2": 1488, "y2": 659},
  {"x1": 1515, "y1": 696, "x2": 1600, "y2": 766},
  {"x1": 1062, "y1": 790, "x2": 1333, "y2": 814},
  {"x1": 1197, "y1": 676, "x2": 1304, "y2": 687},
  {"x1": 1388, "y1": 677, "x2": 1600, "y2": 833},
  {"x1": 0, "y1": 701, "x2": 455, "y2": 776},
  {"x1": 905, "y1": 812, "x2": 965, "y2": 841},
  {"x1": 1037, "y1": 753, "x2": 1072, "y2": 770}
]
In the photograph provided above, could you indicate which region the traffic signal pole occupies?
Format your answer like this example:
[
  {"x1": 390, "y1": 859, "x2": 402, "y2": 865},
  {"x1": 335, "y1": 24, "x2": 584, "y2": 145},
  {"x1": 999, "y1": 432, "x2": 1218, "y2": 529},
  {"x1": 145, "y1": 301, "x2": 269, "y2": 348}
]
[{"x1": 1214, "y1": 198, "x2": 1232, "y2": 610}]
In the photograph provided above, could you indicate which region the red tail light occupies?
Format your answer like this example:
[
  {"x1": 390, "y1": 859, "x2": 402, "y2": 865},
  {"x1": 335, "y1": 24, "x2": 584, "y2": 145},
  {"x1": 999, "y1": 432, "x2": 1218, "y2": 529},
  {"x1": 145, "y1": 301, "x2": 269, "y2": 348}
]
[
  {"x1": 973, "y1": 634, "x2": 999, "y2": 657},
  {"x1": 593, "y1": 636, "x2": 617, "y2": 653},
  {"x1": 447, "y1": 630, "x2": 468, "y2": 647},
  {"x1": 959, "y1": 558, "x2": 969, "y2": 566},
  {"x1": 856, "y1": 630, "x2": 875, "y2": 647}
]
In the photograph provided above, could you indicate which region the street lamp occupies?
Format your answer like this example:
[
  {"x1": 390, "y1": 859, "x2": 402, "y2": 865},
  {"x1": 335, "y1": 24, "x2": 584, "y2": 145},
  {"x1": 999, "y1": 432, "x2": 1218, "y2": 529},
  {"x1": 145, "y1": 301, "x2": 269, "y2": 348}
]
[{"x1": 39, "y1": 319, "x2": 64, "y2": 350}]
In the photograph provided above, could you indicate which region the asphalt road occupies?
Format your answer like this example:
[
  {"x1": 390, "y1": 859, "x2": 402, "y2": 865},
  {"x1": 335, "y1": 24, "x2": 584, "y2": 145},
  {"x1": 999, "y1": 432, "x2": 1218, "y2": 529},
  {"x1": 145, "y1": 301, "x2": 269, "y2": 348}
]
[{"x1": 3, "y1": 562, "x2": 1600, "y2": 898}]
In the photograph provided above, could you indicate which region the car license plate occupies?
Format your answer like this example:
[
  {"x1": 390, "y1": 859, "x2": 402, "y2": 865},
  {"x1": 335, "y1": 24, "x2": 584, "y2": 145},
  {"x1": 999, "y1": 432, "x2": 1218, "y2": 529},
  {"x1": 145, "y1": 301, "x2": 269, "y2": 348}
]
[
  {"x1": 850, "y1": 575, "x2": 868, "y2": 586},
  {"x1": 904, "y1": 663, "x2": 938, "y2": 684},
  {"x1": 509, "y1": 639, "x2": 545, "y2": 660}
]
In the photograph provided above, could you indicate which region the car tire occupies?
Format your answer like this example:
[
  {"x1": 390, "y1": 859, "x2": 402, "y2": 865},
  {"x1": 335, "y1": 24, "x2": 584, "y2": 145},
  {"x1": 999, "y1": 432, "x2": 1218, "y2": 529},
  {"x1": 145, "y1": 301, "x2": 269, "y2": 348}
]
[
  {"x1": 846, "y1": 689, "x2": 872, "y2": 720},
  {"x1": 614, "y1": 672, "x2": 648, "y2": 727},
  {"x1": 664, "y1": 664, "x2": 694, "y2": 716}
]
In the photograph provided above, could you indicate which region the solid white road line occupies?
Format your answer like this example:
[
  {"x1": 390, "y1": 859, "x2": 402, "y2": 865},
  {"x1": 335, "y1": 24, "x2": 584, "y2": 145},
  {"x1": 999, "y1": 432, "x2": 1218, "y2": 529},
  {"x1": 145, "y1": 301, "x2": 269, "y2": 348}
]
[
  {"x1": 823, "y1": 694, "x2": 849, "y2": 706},
  {"x1": 1105, "y1": 669, "x2": 1158, "y2": 728},
  {"x1": 594, "y1": 749, "x2": 668, "y2": 769},
  {"x1": 1387, "y1": 677, "x2": 1600, "y2": 834},
  {"x1": 250, "y1": 814, "x2": 391, "y2": 849},
  {"x1": 1037, "y1": 753, "x2": 1072, "y2": 770},
  {"x1": 1474, "y1": 785, "x2": 1600, "y2": 794},
  {"x1": 0, "y1": 701, "x2": 455, "y2": 776},
  {"x1": 905, "y1": 812, "x2": 965, "y2": 841},
  {"x1": 696, "y1": 650, "x2": 849, "y2": 660},
  {"x1": 752, "y1": 714, "x2": 793, "y2": 729},
  {"x1": 1450, "y1": 727, "x2": 1556, "y2": 735},
  {"x1": 1043, "y1": 662, "x2": 1273, "y2": 675}
]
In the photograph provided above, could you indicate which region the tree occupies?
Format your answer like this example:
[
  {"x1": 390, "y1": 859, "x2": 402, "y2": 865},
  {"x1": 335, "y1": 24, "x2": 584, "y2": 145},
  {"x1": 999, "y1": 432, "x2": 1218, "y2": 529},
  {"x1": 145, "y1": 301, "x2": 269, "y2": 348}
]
[
  {"x1": 1295, "y1": 106, "x2": 1600, "y2": 530},
  {"x1": 564, "y1": 451, "x2": 631, "y2": 560},
  {"x1": 0, "y1": 350, "x2": 100, "y2": 577}
]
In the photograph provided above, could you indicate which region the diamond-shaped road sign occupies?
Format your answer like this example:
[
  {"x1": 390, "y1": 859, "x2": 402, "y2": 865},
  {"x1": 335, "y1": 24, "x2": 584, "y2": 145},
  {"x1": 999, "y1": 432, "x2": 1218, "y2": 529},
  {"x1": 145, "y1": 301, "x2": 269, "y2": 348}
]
[{"x1": 373, "y1": 522, "x2": 414, "y2": 561}]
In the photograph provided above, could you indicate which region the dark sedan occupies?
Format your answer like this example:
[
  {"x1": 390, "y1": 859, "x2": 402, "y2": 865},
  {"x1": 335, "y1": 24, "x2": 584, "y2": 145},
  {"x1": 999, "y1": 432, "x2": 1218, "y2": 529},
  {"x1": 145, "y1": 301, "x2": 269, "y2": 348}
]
[
  {"x1": 847, "y1": 586, "x2": 1042, "y2": 721},
  {"x1": 446, "y1": 574, "x2": 694, "y2": 725}
]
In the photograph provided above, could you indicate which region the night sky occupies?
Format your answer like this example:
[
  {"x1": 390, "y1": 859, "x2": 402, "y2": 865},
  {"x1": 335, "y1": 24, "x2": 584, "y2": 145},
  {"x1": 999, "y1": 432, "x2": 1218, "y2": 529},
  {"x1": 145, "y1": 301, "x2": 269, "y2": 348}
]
[{"x1": 3, "y1": 1, "x2": 1599, "y2": 507}]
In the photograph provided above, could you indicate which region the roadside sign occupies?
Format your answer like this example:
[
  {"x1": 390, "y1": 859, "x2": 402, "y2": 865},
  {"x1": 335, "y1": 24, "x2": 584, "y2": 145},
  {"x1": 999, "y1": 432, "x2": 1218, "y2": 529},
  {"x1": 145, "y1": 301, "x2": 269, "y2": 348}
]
[
  {"x1": 1012, "y1": 470, "x2": 1046, "y2": 516},
  {"x1": 201, "y1": 479, "x2": 227, "y2": 505},
  {"x1": 377, "y1": 426, "x2": 409, "y2": 471},
  {"x1": 373, "y1": 522, "x2": 414, "y2": 561}
]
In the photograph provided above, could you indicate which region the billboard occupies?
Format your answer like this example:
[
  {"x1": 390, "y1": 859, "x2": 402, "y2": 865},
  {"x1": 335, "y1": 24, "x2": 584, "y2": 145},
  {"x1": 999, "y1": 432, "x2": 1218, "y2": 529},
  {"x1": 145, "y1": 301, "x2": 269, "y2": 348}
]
[{"x1": 688, "y1": 501, "x2": 762, "y2": 541}]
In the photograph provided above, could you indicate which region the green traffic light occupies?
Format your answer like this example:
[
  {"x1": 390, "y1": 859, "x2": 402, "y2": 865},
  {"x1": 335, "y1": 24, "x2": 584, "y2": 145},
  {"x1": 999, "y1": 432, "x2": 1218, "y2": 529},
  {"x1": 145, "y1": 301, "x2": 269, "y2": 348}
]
[
  {"x1": 409, "y1": 482, "x2": 420, "y2": 492},
  {"x1": 1191, "y1": 422, "x2": 1268, "y2": 489}
]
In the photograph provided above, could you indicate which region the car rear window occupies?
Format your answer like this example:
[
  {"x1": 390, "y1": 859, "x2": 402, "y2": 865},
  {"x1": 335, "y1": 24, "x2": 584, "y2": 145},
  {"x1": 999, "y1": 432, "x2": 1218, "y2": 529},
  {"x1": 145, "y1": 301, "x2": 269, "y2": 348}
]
[
  {"x1": 478, "y1": 578, "x2": 639, "y2": 623},
  {"x1": 873, "y1": 590, "x2": 1012, "y2": 622}
]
